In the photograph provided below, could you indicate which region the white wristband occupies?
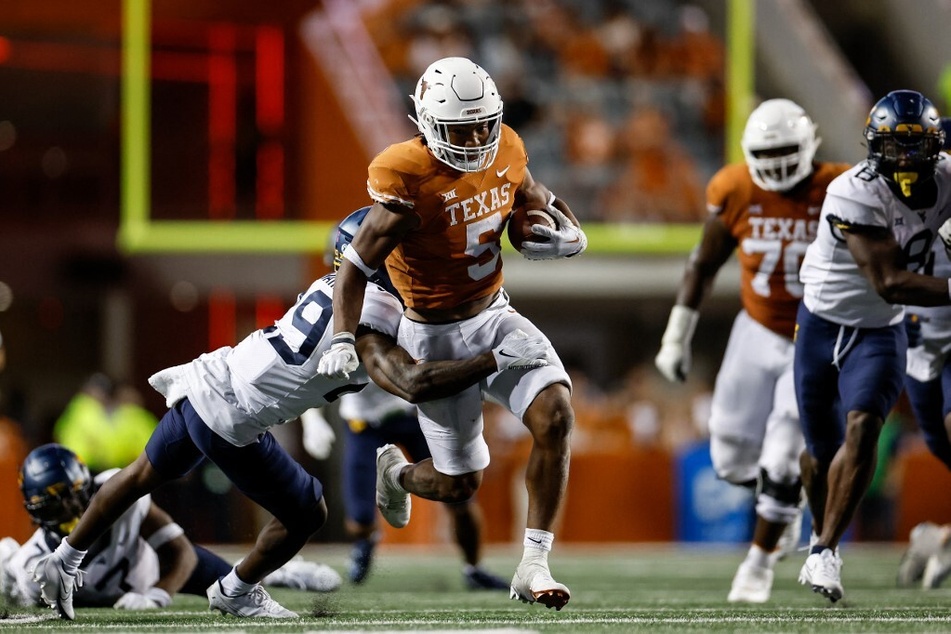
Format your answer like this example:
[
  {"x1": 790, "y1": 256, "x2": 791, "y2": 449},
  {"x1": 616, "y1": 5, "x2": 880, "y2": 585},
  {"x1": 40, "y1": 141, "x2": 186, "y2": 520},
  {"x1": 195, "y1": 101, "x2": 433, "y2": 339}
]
[
  {"x1": 331, "y1": 331, "x2": 356, "y2": 345},
  {"x1": 147, "y1": 522, "x2": 185, "y2": 550},
  {"x1": 342, "y1": 244, "x2": 378, "y2": 278}
]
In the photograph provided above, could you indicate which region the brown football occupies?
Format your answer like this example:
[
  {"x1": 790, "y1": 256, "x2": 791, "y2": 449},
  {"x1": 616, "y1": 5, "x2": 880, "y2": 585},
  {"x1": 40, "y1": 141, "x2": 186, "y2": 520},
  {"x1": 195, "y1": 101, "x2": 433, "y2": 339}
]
[{"x1": 506, "y1": 207, "x2": 556, "y2": 253}]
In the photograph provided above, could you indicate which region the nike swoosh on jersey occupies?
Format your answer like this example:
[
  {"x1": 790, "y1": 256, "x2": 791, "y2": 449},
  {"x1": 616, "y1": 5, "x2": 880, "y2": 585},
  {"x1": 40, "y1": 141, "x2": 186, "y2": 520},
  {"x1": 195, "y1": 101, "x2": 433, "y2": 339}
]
[{"x1": 496, "y1": 165, "x2": 510, "y2": 178}]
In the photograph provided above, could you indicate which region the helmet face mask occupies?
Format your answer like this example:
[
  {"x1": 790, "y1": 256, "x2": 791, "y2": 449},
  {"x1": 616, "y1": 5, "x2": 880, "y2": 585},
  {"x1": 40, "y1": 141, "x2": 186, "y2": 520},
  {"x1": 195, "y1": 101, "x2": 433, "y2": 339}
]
[
  {"x1": 19, "y1": 444, "x2": 93, "y2": 538},
  {"x1": 410, "y1": 57, "x2": 503, "y2": 173},
  {"x1": 741, "y1": 99, "x2": 820, "y2": 192},
  {"x1": 864, "y1": 90, "x2": 945, "y2": 197}
]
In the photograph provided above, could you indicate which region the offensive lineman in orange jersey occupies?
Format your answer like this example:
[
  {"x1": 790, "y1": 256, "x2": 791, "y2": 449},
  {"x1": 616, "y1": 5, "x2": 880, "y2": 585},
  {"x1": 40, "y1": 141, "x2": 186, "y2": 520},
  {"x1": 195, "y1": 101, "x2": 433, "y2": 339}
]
[
  {"x1": 317, "y1": 57, "x2": 587, "y2": 611},
  {"x1": 655, "y1": 99, "x2": 850, "y2": 603}
]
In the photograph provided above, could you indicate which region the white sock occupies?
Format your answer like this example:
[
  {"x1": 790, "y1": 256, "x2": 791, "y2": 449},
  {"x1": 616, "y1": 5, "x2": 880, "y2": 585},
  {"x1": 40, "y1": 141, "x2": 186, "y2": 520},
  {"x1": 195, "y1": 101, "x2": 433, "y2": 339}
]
[
  {"x1": 524, "y1": 528, "x2": 553, "y2": 551},
  {"x1": 388, "y1": 465, "x2": 407, "y2": 493},
  {"x1": 744, "y1": 544, "x2": 771, "y2": 569},
  {"x1": 57, "y1": 538, "x2": 86, "y2": 573},
  {"x1": 219, "y1": 567, "x2": 256, "y2": 597},
  {"x1": 521, "y1": 529, "x2": 554, "y2": 565}
]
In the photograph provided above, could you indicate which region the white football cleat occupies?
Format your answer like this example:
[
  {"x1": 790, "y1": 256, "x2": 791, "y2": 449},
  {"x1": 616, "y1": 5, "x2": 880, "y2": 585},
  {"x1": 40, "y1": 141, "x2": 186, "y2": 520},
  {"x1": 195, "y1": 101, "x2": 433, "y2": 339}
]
[
  {"x1": 376, "y1": 444, "x2": 411, "y2": 529},
  {"x1": 31, "y1": 551, "x2": 85, "y2": 620},
  {"x1": 509, "y1": 561, "x2": 570, "y2": 611},
  {"x1": 264, "y1": 556, "x2": 342, "y2": 592},
  {"x1": 728, "y1": 561, "x2": 774, "y2": 603},
  {"x1": 798, "y1": 549, "x2": 843, "y2": 603},
  {"x1": 897, "y1": 522, "x2": 944, "y2": 587},
  {"x1": 207, "y1": 580, "x2": 297, "y2": 618}
]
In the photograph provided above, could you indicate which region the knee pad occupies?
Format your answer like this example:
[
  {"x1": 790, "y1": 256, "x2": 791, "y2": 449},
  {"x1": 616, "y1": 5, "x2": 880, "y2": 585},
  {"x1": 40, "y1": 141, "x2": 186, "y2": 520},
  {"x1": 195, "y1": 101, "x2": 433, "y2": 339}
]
[
  {"x1": 710, "y1": 435, "x2": 760, "y2": 486},
  {"x1": 756, "y1": 468, "x2": 802, "y2": 524}
]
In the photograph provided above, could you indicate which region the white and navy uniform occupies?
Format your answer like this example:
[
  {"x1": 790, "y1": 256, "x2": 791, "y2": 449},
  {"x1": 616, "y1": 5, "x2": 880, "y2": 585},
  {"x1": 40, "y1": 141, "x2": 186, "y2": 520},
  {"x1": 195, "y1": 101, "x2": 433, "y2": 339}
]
[
  {"x1": 144, "y1": 274, "x2": 403, "y2": 531},
  {"x1": 338, "y1": 384, "x2": 429, "y2": 525},
  {"x1": 2, "y1": 470, "x2": 156, "y2": 607},
  {"x1": 904, "y1": 242, "x2": 951, "y2": 469},
  {"x1": 795, "y1": 159, "x2": 951, "y2": 462}
]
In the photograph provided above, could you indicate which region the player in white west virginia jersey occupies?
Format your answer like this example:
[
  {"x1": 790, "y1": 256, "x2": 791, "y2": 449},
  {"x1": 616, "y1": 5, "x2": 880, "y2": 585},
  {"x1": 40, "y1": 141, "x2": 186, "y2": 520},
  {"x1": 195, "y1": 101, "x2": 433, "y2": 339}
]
[
  {"x1": 894, "y1": 117, "x2": 951, "y2": 590},
  {"x1": 6, "y1": 465, "x2": 160, "y2": 609},
  {"x1": 795, "y1": 91, "x2": 951, "y2": 603},
  {"x1": 30, "y1": 208, "x2": 551, "y2": 621},
  {"x1": 656, "y1": 99, "x2": 849, "y2": 604},
  {"x1": 3, "y1": 445, "x2": 340, "y2": 611}
]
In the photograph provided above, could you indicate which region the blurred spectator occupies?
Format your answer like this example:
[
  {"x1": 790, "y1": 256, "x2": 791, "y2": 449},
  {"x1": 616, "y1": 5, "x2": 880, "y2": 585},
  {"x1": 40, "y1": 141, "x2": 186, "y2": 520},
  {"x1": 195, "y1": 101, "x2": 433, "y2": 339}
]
[
  {"x1": 595, "y1": 1, "x2": 646, "y2": 78},
  {"x1": 52, "y1": 373, "x2": 158, "y2": 474},
  {"x1": 668, "y1": 4, "x2": 726, "y2": 138},
  {"x1": 599, "y1": 105, "x2": 705, "y2": 222},
  {"x1": 668, "y1": 4, "x2": 724, "y2": 81},
  {"x1": 404, "y1": 4, "x2": 476, "y2": 78},
  {"x1": 362, "y1": 0, "x2": 725, "y2": 222}
]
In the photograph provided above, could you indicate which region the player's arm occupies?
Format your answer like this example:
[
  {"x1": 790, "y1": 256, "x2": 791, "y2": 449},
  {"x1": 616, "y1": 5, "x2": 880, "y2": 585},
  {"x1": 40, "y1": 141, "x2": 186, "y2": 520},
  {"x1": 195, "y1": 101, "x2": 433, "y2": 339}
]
[
  {"x1": 355, "y1": 327, "x2": 549, "y2": 403},
  {"x1": 656, "y1": 214, "x2": 737, "y2": 383},
  {"x1": 846, "y1": 224, "x2": 951, "y2": 306},
  {"x1": 114, "y1": 503, "x2": 197, "y2": 610},
  {"x1": 515, "y1": 168, "x2": 587, "y2": 259},
  {"x1": 676, "y1": 213, "x2": 738, "y2": 308},
  {"x1": 515, "y1": 168, "x2": 582, "y2": 226},
  {"x1": 320, "y1": 202, "x2": 417, "y2": 380}
]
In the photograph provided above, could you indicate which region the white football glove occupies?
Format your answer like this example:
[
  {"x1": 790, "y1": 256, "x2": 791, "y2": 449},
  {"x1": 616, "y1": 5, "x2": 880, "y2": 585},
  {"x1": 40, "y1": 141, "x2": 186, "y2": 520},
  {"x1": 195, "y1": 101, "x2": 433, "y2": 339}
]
[
  {"x1": 520, "y1": 205, "x2": 588, "y2": 261},
  {"x1": 492, "y1": 329, "x2": 550, "y2": 371},
  {"x1": 316, "y1": 332, "x2": 359, "y2": 379},
  {"x1": 113, "y1": 587, "x2": 171, "y2": 610},
  {"x1": 301, "y1": 408, "x2": 335, "y2": 460},
  {"x1": 654, "y1": 305, "x2": 699, "y2": 383}
]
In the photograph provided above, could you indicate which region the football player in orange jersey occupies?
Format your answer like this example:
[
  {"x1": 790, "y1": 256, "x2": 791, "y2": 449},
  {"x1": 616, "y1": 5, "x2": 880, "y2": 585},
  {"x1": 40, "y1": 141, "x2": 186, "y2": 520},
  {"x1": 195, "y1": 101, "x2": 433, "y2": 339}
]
[
  {"x1": 318, "y1": 57, "x2": 587, "y2": 611},
  {"x1": 655, "y1": 99, "x2": 850, "y2": 603}
]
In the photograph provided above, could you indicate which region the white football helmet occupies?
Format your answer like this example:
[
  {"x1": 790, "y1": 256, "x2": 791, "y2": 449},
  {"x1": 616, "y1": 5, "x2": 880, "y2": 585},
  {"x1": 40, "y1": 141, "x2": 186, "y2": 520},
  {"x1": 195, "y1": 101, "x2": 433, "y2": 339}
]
[
  {"x1": 410, "y1": 57, "x2": 503, "y2": 173},
  {"x1": 741, "y1": 98, "x2": 820, "y2": 192}
]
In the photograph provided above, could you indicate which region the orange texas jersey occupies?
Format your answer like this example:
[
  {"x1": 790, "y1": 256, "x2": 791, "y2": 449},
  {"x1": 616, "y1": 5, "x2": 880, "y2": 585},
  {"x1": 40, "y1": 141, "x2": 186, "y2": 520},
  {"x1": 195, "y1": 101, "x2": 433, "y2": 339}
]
[
  {"x1": 366, "y1": 124, "x2": 529, "y2": 310},
  {"x1": 708, "y1": 161, "x2": 850, "y2": 338}
]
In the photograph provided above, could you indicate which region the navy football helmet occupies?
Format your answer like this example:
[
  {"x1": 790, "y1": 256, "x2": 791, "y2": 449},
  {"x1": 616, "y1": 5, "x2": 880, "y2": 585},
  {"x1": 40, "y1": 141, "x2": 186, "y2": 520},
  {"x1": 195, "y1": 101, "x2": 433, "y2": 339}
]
[
  {"x1": 942, "y1": 117, "x2": 951, "y2": 152},
  {"x1": 864, "y1": 90, "x2": 945, "y2": 196},
  {"x1": 333, "y1": 206, "x2": 399, "y2": 298},
  {"x1": 19, "y1": 444, "x2": 93, "y2": 537}
]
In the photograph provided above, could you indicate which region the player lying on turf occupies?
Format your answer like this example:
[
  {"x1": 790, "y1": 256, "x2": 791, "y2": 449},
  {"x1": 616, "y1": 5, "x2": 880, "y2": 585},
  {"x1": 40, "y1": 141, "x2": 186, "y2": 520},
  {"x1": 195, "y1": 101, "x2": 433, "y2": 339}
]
[{"x1": 0, "y1": 444, "x2": 339, "y2": 611}]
